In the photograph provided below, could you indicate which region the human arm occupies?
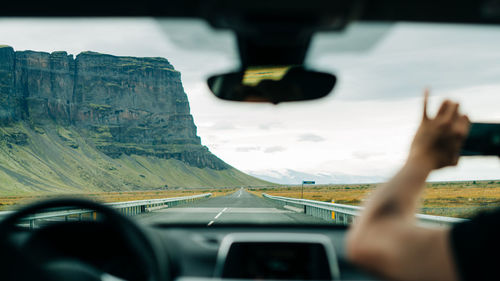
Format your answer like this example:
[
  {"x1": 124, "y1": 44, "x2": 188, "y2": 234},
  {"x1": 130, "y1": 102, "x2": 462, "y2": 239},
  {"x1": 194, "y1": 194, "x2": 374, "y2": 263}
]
[{"x1": 345, "y1": 90, "x2": 470, "y2": 281}]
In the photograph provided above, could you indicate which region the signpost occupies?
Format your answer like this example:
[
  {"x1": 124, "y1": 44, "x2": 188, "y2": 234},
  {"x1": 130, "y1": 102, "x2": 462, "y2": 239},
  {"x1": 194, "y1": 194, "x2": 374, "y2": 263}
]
[{"x1": 301, "y1": 180, "x2": 315, "y2": 199}]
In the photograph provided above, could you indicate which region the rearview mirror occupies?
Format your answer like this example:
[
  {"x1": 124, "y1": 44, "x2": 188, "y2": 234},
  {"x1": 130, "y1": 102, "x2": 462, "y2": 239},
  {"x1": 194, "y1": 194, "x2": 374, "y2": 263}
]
[{"x1": 207, "y1": 66, "x2": 336, "y2": 104}]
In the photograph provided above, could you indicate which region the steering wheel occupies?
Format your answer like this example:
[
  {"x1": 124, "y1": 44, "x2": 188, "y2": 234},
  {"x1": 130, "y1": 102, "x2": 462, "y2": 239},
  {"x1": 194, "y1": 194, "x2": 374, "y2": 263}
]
[{"x1": 0, "y1": 198, "x2": 167, "y2": 281}]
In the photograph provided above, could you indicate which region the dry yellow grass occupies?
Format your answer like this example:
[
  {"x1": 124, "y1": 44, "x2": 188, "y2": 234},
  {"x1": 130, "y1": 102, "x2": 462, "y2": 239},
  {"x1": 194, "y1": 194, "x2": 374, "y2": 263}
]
[
  {"x1": 3, "y1": 181, "x2": 499, "y2": 219},
  {"x1": 0, "y1": 188, "x2": 237, "y2": 211},
  {"x1": 249, "y1": 181, "x2": 500, "y2": 218}
]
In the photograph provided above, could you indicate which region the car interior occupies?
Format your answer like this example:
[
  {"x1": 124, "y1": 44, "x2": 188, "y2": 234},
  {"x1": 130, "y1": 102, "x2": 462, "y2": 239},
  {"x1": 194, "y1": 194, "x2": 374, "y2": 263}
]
[{"x1": 1, "y1": 1, "x2": 500, "y2": 281}]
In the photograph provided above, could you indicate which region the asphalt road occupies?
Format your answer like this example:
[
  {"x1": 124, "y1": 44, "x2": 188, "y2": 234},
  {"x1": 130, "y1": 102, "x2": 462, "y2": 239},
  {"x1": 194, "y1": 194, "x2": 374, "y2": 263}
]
[{"x1": 135, "y1": 189, "x2": 327, "y2": 225}]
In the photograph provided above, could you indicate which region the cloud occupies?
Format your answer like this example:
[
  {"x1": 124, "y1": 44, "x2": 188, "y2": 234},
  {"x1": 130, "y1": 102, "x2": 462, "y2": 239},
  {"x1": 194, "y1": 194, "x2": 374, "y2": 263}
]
[
  {"x1": 259, "y1": 122, "x2": 283, "y2": 130},
  {"x1": 264, "y1": 146, "x2": 286, "y2": 153},
  {"x1": 352, "y1": 151, "x2": 385, "y2": 160},
  {"x1": 312, "y1": 23, "x2": 500, "y2": 101},
  {"x1": 298, "y1": 134, "x2": 326, "y2": 142},
  {"x1": 236, "y1": 146, "x2": 261, "y2": 152},
  {"x1": 210, "y1": 122, "x2": 236, "y2": 130}
]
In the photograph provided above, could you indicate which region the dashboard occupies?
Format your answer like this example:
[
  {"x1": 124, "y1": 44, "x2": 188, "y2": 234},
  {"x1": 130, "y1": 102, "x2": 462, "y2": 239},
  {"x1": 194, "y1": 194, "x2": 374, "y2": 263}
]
[
  {"x1": 153, "y1": 224, "x2": 382, "y2": 281},
  {"x1": 3, "y1": 218, "x2": 383, "y2": 280}
]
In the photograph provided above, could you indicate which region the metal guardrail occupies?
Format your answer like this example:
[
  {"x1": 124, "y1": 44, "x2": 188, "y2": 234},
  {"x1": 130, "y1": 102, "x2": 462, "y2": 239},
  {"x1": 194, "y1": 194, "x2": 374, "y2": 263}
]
[
  {"x1": 0, "y1": 193, "x2": 212, "y2": 229},
  {"x1": 263, "y1": 193, "x2": 468, "y2": 227},
  {"x1": 0, "y1": 211, "x2": 14, "y2": 220}
]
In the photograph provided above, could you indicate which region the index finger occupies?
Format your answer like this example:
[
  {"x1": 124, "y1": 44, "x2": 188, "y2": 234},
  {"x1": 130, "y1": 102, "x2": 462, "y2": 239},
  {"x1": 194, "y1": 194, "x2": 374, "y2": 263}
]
[{"x1": 423, "y1": 88, "x2": 429, "y2": 120}]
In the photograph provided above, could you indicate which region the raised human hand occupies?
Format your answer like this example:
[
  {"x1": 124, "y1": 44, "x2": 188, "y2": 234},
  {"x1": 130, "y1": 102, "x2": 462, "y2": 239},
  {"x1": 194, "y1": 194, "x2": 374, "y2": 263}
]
[{"x1": 408, "y1": 89, "x2": 470, "y2": 170}]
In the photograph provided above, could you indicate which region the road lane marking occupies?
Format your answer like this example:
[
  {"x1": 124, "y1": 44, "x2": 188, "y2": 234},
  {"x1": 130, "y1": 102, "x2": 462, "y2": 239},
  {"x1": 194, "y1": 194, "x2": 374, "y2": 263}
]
[
  {"x1": 207, "y1": 220, "x2": 214, "y2": 226},
  {"x1": 214, "y1": 207, "x2": 228, "y2": 219},
  {"x1": 284, "y1": 205, "x2": 304, "y2": 213}
]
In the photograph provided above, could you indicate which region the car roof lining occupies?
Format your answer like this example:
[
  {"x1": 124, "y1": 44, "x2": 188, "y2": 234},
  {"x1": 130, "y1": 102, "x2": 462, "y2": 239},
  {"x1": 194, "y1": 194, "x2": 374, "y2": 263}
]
[
  {"x1": 3, "y1": 0, "x2": 500, "y2": 87},
  {"x1": 1, "y1": 0, "x2": 499, "y2": 24}
]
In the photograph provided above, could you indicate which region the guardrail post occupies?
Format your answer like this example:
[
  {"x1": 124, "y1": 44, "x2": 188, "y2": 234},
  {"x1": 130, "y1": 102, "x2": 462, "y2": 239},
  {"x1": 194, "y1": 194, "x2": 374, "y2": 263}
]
[{"x1": 30, "y1": 219, "x2": 35, "y2": 229}]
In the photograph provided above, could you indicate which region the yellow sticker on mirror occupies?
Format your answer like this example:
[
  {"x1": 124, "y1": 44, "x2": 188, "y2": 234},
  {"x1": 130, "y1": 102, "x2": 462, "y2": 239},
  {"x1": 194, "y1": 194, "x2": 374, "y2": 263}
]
[{"x1": 242, "y1": 66, "x2": 291, "y2": 86}]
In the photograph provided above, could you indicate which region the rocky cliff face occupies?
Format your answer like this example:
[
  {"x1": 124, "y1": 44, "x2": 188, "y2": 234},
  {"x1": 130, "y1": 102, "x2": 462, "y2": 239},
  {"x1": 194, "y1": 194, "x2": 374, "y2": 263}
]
[{"x1": 0, "y1": 46, "x2": 228, "y2": 170}]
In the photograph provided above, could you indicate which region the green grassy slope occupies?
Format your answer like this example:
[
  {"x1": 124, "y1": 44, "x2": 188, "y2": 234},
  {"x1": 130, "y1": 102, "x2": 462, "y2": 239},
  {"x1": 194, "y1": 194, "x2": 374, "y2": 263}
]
[{"x1": 0, "y1": 123, "x2": 271, "y2": 196}]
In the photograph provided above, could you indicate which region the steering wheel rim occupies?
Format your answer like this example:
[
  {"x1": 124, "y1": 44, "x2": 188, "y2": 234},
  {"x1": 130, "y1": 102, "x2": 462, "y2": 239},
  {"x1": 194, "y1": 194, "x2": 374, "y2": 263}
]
[{"x1": 0, "y1": 198, "x2": 166, "y2": 281}]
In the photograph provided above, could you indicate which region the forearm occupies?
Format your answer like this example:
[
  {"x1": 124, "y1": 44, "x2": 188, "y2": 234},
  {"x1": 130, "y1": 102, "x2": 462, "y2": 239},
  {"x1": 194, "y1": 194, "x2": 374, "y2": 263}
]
[
  {"x1": 360, "y1": 157, "x2": 433, "y2": 223},
  {"x1": 346, "y1": 158, "x2": 458, "y2": 281}
]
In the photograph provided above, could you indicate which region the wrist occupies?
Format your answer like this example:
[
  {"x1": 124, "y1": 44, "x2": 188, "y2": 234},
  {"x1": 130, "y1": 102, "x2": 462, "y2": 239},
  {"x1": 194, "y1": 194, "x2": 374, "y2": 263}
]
[{"x1": 406, "y1": 153, "x2": 435, "y2": 174}]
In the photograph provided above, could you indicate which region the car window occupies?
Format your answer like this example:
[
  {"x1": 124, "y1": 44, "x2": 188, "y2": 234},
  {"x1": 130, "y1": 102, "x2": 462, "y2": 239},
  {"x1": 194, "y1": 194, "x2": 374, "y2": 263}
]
[{"x1": 0, "y1": 18, "x2": 498, "y2": 222}]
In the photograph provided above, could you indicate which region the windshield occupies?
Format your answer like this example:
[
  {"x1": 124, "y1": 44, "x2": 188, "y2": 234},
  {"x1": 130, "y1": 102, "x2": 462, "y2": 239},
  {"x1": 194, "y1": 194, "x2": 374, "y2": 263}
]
[{"x1": 0, "y1": 18, "x2": 498, "y2": 225}]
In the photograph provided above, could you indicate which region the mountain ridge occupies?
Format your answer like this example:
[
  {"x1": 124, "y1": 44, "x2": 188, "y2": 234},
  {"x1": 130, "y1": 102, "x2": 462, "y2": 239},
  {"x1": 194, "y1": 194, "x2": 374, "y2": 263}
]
[{"x1": 248, "y1": 169, "x2": 385, "y2": 185}]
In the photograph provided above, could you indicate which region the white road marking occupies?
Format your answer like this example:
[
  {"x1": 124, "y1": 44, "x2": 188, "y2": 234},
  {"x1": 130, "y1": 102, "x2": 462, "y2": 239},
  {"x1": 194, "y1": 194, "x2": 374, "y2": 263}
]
[
  {"x1": 207, "y1": 220, "x2": 214, "y2": 226},
  {"x1": 283, "y1": 205, "x2": 304, "y2": 213},
  {"x1": 214, "y1": 207, "x2": 228, "y2": 219}
]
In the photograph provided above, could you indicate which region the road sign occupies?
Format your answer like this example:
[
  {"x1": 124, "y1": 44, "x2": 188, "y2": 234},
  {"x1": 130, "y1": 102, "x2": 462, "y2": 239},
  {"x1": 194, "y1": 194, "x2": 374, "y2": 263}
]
[{"x1": 301, "y1": 181, "x2": 315, "y2": 198}]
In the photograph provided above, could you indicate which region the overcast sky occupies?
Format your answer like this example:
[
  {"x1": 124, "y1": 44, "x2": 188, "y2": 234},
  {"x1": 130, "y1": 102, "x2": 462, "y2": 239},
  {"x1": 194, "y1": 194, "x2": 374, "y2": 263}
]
[{"x1": 1, "y1": 18, "x2": 500, "y2": 182}]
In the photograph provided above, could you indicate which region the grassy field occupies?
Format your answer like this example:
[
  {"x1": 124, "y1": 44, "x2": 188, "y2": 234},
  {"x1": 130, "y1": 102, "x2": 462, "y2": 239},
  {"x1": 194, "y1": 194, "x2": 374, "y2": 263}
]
[
  {"x1": 249, "y1": 181, "x2": 500, "y2": 218},
  {"x1": 0, "y1": 188, "x2": 237, "y2": 211}
]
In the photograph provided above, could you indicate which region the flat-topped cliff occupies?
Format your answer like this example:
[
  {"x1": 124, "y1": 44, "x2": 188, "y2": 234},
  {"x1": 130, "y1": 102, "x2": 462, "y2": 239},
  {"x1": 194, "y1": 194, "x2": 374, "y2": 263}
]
[{"x1": 0, "y1": 46, "x2": 226, "y2": 170}]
